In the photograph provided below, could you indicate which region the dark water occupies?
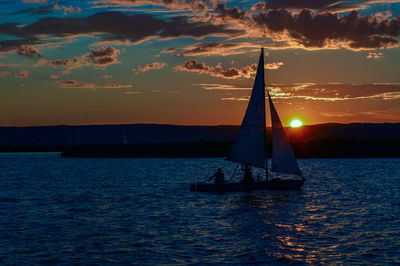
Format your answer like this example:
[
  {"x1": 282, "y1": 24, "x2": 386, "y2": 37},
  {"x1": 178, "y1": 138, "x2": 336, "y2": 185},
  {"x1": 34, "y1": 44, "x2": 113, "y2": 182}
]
[{"x1": 0, "y1": 153, "x2": 399, "y2": 265}]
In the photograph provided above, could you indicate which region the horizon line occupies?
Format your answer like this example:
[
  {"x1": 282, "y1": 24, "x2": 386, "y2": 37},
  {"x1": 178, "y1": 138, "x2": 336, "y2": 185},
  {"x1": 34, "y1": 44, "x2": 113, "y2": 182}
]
[{"x1": 1, "y1": 121, "x2": 399, "y2": 128}]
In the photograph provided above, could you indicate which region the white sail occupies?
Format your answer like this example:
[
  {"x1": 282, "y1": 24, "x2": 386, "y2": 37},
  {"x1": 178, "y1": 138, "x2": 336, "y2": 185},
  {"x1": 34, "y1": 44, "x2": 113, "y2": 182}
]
[
  {"x1": 267, "y1": 91, "x2": 302, "y2": 176},
  {"x1": 227, "y1": 49, "x2": 266, "y2": 168}
]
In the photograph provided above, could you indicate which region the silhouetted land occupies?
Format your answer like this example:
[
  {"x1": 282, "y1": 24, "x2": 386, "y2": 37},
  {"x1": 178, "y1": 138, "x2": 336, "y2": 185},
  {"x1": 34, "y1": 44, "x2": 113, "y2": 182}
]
[{"x1": 1, "y1": 123, "x2": 400, "y2": 158}]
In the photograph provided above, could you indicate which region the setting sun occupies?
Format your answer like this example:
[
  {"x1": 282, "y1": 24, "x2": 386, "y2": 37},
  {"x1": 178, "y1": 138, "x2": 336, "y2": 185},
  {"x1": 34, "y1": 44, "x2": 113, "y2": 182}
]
[{"x1": 290, "y1": 119, "x2": 303, "y2": 128}]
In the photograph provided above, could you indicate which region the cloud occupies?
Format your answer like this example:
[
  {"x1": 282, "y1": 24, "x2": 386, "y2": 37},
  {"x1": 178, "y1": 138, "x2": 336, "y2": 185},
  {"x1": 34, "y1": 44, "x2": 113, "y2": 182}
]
[
  {"x1": 175, "y1": 60, "x2": 256, "y2": 79},
  {"x1": 197, "y1": 82, "x2": 400, "y2": 102},
  {"x1": 367, "y1": 51, "x2": 384, "y2": 59},
  {"x1": 175, "y1": 60, "x2": 283, "y2": 79},
  {"x1": 87, "y1": 46, "x2": 120, "y2": 67},
  {"x1": 48, "y1": 56, "x2": 91, "y2": 74},
  {"x1": 321, "y1": 112, "x2": 356, "y2": 117},
  {"x1": 0, "y1": 71, "x2": 12, "y2": 76},
  {"x1": 194, "y1": 83, "x2": 252, "y2": 90},
  {"x1": 174, "y1": 42, "x2": 259, "y2": 57},
  {"x1": 221, "y1": 97, "x2": 250, "y2": 101},
  {"x1": 10, "y1": 3, "x2": 55, "y2": 15},
  {"x1": 362, "y1": 0, "x2": 400, "y2": 3},
  {"x1": 135, "y1": 62, "x2": 167, "y2": 73},
  {"x1": 160, "y1": 48, "x2": 177, "y2": 53},
  {"x1": 50, "y1": 74, "x2": 59, "y2": 79},
  {"x1": 16, "y1": 45, "x2": 42, "y2": 59},
  {"x1": 0, "y1": 38, "x2": 42, "y2": 53},
  {"x1": 359, "y1": 110, "x2": 400, "y2": 121},
  {"x1": 57, "y1": 80, "x2": 94, "y2": 88},
  {"x1": 265, "y1": 62, "x2": 284, "y2": 69},
  {"x1": 9, "y1": 5, "x2": 396, "y2": 52},
  {"x1": 95, "y1": 0, "x2": 211, "y2": 13},
  {"x1": 263, "y1": 0, "x2": 364, "y2": 13},
  {"x1": 322, "y1": 109, "x2": 399, "y2": 122},
  {"x1": 0, "y1": 63, "x2": 18, "y2": 67},
  {"x1": 213, "y1": 4, "x2": 400, "y2": 50},
  {"x1": 14, "y1": 70, "x2": 29, "y2": 78},
  {"x1": 57, "y1": 80, "x2": 133, "y2": 89},
  {"x1": 47, "y1": 46, "x2": 120, "y2": 73},
  {"x1": 267, "y1": 83, "x2": 400, "y2": 101},
  {"x1": 23, "y1": 0, "x2": 48, "y2": 3},
  {"x1": 12, "y1": 2, "x2": 81, "y2": 16},
  {"x1": 54, "y1": 3, "x2": 82, "y2": 15},
  {"x1": 102, "y1": 74, "x2": 113, "y2": 78},
  {"x1": 101, "y1": 83, "x2": 133, "y2": 88},
  {"x1": 34, "y1": 58, "x2": 48, "y2": 66},
  {"x1": 0, "y1": 12, "x2": 241, "y2": 49}
]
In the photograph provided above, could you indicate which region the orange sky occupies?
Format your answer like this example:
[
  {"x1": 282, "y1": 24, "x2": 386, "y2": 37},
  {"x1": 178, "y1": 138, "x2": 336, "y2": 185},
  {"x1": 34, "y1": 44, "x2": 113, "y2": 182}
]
[{"x1": 0, "y1": 0, "x2": 399, "y2": 126}]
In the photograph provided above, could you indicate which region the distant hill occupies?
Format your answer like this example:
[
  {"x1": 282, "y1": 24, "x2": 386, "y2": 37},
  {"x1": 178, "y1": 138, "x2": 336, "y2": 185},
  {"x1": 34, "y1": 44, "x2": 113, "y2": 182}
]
[{"x1": 1, "y1": 123, "x2": 399, "y2": 147}]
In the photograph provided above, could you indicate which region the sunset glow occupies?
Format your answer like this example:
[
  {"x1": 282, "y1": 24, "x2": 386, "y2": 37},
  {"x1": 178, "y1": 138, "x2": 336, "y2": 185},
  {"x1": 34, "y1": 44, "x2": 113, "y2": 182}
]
[{"x1": 290, "y1": 120, "x2": 303, "y2": 128}]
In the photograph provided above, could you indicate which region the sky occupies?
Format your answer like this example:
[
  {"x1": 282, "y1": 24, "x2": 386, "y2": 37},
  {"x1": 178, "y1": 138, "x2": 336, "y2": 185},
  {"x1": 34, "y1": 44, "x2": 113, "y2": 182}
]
[{"x1": 0, "y1": 0, "x2": 399, "y2": 127}]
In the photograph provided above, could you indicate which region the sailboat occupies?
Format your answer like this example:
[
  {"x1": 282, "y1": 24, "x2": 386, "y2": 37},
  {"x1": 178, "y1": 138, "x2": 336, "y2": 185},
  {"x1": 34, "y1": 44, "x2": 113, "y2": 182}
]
[
  {"x1": 123, "y1": 132, "x2": 128, "y2": 145},
  {"x1": 190, "y1": 48, "x2": 305, "y2": 192}
]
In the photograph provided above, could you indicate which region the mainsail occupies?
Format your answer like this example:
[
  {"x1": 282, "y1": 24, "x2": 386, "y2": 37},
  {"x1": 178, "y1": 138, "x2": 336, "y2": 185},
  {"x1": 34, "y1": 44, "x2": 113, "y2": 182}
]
[
  {"x1": 227, "y1": 49, "x2": 266, "y2": 168},
  {"x1": 268, "y1": 91, "x2": 302, "y2": 176}
]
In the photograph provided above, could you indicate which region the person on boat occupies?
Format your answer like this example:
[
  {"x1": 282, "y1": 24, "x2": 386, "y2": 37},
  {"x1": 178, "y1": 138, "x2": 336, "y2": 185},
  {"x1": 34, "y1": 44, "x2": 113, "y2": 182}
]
[
  {"x1": 241, "y1": 164, "x2": 254, "y2": 183},
  {"x1": 208, "y1": 168, "x2": 225, "y2": 183}
]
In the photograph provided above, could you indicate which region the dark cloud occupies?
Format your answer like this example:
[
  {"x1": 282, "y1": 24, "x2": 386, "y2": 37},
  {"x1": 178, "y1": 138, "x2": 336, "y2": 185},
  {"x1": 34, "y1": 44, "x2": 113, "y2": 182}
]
[
  {"x1": 23, "y1": 0, "x2": 49, "y2": 3},
  {"x1": 0, "y1": 37, "x2": 42, "y2": 53},
  {"x1": 158, "y1": 16, "x2": 240, "y2": 39},
  {"x1": 10, "y1": 1, "x2": 81, "y2": 15},
  {"x1": 47, "y1": 46, "x2": 120, "y2": 73},
  {"x1": 254, "y1": 9, "x2": 400, "y2": 49},
  {"x1": 48, "y1": 57, "x2": 91, "y2": 73},
  {"x1": 175, "y1": 60, "x2": 259, "y2": 79},
  {"x1": 0, "y1": 12, "x2": 241, "y2": 47},
  {"x1": 264, "y1": 0, "x2": 363, "y2": 12},
  {"x1": 214, "y1": 4, "x2": 247, "y2": 24},
  {"x1": 135, "y1": 62, "x2": 167, "y2": 73},
  {"x1": 176, "y1": 59, "x2": 284, "y2": 79},
  {"x1": 96, "y1": 0, "x2": 210, "y2": 12},
  {"x1": 215, "y1": 4, "x2": 400, "y2": 50},
  {"x1": 175, "y1": 42, "x2": 248, "y2": 56},
  {"x1": 16, "y1": 45, "x2": 42, "y2": 59},
  {"x1": 87, "y1": 46, "x2": 120, "y2": 67},
  {"x1": 10, "y1": 3, "x2": 55, "y2": 15}
]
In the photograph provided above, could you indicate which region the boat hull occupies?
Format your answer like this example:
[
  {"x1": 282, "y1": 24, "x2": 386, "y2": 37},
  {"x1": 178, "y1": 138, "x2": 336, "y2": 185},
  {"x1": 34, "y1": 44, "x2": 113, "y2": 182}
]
[{"x1": 190, "y1": 178, "x2": 305, "y2": 192}]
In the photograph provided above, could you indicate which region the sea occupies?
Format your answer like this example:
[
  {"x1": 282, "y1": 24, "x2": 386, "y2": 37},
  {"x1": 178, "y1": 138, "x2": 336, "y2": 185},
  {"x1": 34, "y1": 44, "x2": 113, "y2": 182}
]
[{"x1": 0, "y1": 153, "x2": 399, "y2": 265}]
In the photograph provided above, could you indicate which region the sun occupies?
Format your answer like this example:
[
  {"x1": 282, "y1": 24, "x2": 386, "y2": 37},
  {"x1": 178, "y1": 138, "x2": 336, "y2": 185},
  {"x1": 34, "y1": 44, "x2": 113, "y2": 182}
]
[{"x1": 290, "y1": 119, "x2": 303, "y2": 128}]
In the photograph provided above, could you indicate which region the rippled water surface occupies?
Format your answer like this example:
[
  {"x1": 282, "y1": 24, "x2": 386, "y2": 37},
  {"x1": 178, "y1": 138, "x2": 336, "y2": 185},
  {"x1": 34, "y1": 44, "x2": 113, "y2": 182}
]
[{"x1": 0, "y1": 153, "x2": 399, "y2": 264}]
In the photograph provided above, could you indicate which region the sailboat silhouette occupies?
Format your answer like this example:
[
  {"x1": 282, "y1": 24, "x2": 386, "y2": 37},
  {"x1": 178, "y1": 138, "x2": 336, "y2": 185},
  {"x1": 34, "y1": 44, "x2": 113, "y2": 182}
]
[{"x1": 191, "y1": 48, "x2": 305, "y2": 192}]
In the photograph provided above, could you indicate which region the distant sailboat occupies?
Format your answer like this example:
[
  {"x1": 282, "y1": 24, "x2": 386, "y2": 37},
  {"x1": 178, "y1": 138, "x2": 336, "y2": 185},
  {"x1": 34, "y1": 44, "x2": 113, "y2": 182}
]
[
  {"x1": 190, "y1": 48, "x2": 305, "y2": 192},
  {"x1": 123, "y1": 132, "x2": 128, "y2": 145}
]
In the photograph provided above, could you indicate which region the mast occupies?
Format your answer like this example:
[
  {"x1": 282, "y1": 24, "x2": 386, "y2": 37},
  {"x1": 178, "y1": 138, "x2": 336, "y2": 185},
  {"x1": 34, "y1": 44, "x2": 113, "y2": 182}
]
[{"x1": 261, "y1": 48, "x2": 268, "y2": 181}]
